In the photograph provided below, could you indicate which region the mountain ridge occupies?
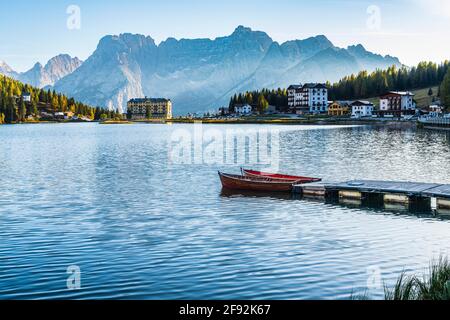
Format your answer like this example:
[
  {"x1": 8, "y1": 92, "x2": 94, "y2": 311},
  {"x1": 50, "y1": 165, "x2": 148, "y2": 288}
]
[
  {"x1": 0, "y1": 54, "x2": 83, "y2": 88},
  {"x1": 3, "y1": 26, "x2": 402, "y2": 114}
]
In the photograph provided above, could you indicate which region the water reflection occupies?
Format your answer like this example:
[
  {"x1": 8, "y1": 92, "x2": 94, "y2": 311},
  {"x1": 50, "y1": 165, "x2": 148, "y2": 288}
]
[
  {"x1": 221, "y1": 187, "x2": 449, "y2": 221},
  {"x1": 1, "y1": 123, "x2": 450, "y2": 300},
  {"x1": 445, "y1": 132, "x2": 450, "y2": 144},
  {"x1": 220, "y1": 189, "x2": 295, "y2": 201}
]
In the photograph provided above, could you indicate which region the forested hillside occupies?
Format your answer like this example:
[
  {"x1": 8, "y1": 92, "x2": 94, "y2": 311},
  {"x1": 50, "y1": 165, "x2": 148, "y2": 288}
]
[
  {"x1": 328, "y1": 61, "x2": 449, "y2": 100},
  {"x1": 228, "y1": 61, "x2": 450, "y2": 111},
  {"x1": 0, "y1": 75, "x2": 120, "y2": 124}
]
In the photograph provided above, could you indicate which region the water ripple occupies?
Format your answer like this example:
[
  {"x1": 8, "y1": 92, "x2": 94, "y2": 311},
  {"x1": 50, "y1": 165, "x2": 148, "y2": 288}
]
[{"x1": 0, "y1": 124, "x2": 449, "y2": 299}]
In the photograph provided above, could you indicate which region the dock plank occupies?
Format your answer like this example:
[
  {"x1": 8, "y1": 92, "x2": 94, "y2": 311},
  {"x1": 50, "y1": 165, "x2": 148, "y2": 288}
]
[
  {"x1": 423, "y1": 185, "x2": 450, "y2": 199},
  {"x1": 326, "y1": 180, "x2": 442, "y2": 195},
  {"x1": 293, "y1": 180, "x2": 450, "y2": 200},
  {"x1": 292, "y1": 182, "x2": 335, "y2": 194}
]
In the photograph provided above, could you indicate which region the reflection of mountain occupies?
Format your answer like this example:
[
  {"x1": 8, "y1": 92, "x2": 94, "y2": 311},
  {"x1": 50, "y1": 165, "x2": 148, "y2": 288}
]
[
  {"x1": 0, "y1": 54, "x2": 82, "y2": 88},
  {"x1": 3, "y1": 26, "x2": 400, "y2": 114}
]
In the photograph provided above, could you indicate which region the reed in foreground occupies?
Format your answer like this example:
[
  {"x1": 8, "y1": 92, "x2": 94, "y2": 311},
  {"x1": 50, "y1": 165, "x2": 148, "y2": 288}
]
[{"x1": 385, "y1": 257, "x2": 450, "y2": 300}]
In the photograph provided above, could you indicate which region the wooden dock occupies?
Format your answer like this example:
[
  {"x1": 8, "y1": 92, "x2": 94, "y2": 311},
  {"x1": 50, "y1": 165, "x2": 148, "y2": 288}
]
[
  {"x1": 418, "y1": 117, "x2": 450, "y2": 130},
  {"x1": 293, "y1": 182, "x2": 334, "y2": 199},
  {"x1": 293, "y1": 180, "x2": 450, "y2": 211}
]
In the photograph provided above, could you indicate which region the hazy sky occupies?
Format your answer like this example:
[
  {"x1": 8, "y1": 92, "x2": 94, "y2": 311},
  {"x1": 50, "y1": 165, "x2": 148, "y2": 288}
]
[{"x1": 1, "y1": 0, "x2": 449, "y2": 71}]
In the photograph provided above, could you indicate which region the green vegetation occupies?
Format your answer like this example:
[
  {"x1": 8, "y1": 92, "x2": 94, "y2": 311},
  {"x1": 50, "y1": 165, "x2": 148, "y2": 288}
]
[
  {"x1": 229, "y1": 88, "x2": 288, "y2": 112},
  {"x1": 366, "y1": 86, "x2": 440, "y2": 108},
  {"x1": 257, "y1": 94, "x2": 269, "y2": 113},
  {"x1": 356, "y1": 258, "x2": 450, "y2": 300},
  {"x1": 329, "y1": 61, "x2": 449, "y2": 101},
  {"x1": 0, "y1": 75, "x2": 121, "y2": 124},
  {"x1": 441, "y1": 68, "x2": 450, "y2": 110},
  {"x1": 228, "y1": 61, "x2": 450, "y2": 111},
  {"x1": 385, "y1": 257, "x2": 450, "y2": 300}
]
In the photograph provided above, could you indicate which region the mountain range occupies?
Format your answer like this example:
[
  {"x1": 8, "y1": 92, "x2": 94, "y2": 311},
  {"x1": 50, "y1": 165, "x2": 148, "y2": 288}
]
[
  {"x1": 0, "y1": 54, "x2": 82, "y2": 89},
  {"x1": 1, "y1": 26, "x2": 401, "y2": 114}
]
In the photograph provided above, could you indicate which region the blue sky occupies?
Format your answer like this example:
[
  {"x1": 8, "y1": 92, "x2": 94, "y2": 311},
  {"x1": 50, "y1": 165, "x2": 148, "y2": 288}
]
[{"x1": 1, "y1": 0, "x2": 449, "y2": 71}]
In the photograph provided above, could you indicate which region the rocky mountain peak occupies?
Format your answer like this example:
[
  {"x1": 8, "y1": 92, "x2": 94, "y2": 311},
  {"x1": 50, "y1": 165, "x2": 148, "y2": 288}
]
[
  {"x1": 46, "y1": 54, "x2": 82, "y2": 68},
  {"x1": 229, "y1": 25, "x2": 272, "y2": 42},
  {"x1": 346, "y1": 43, "x2": 401, "y2": 67},
  {"x1": 50, "y1": 26, "x2": 402, "y2": 114},
  {"x1": 232, "y1": 25, "x2": 253, "y2": 35},
  {"x1": 347, "y1": 44, "x2": 368, "y2": 54},
  {"x1": 0, "y1": 60, "x2": 13, "y2": 70},
  {"x1": 99, "y1": 33, "x2": 156, "y2": 50},
  {"x1": 298, "y1": 35, "x2": 334, "y2": 51},
  {"x1": 0, "y1": 55, "x2": 83, "y2": 88},
  {"x1": 31, "y1": 62, "x2": 44, "y2": 70},
  {"x1": 0, "y1": 61, "x2": 18, "y2": 77}
]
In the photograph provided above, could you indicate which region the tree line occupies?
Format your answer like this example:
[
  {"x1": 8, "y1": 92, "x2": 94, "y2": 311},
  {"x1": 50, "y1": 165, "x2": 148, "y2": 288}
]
[
  {"x1": 228, "y1": 61, "x2": 450, "y2": 111},
  {"x1": 328, "y1": 61, "x2": 449, "y2": 101},
  {"x1": 0, "y1": 75, "x2": 121, "y2": 124},
  {"x1": 440, "y1": 67, "x2": 450, "y2": 109},
  {"x1": 228, "y1": 88, "x2": 288, "y2": 113}
]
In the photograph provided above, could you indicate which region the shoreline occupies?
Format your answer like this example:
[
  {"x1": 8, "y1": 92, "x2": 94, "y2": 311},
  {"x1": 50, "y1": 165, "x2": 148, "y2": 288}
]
[
  {"x1": 167, "y1": 118, "x2": 415, "y2": 126},
  {"x1": 0, "y1": 118, "x2": 431, "y2": 129}
]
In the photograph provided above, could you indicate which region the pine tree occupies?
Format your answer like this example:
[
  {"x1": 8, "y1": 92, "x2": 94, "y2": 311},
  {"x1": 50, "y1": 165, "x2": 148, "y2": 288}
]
[
  {"x1": 245, "y1": 92, "x2": 253, "y2": 105},
  {"x1": 0, "y1": 74, "x2": 110, "y2": 124},
  {"x1": 257, "y1": 94, "x2": 269, "y2": 113},
  {"x1": 227, "y1": 60, "x2": 450, "y2": 112},
  {"x1": 19, "y1": 100, "x2": 27, "y2": 121},
  {"x1": 51, "y1": 95, "x2": 59, "y2": 112},
  {"x1": 441, "y1": 69, "x2": 450, "y2": 111},
  {"x1": 32, "y1": 101, "x2": 38, "y2": 116}
]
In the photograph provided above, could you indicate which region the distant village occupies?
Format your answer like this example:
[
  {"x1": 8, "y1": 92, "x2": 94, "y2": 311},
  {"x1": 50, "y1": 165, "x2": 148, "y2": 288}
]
[
  {"x1": 114, "y1": 85, "x2": 450, "y2": 128},
  {"x1": 8, "y1": 93, "x2": 174, "y2": 123},
  {"x1": 10, "y1": 84, "x2": 448, "y2": 126},
  {"x1": 12, "y1": 92, "x2": 95, "y2": 122},
  {"x1": 213, "y1": 83, "x2": 448, "y2": 121}
]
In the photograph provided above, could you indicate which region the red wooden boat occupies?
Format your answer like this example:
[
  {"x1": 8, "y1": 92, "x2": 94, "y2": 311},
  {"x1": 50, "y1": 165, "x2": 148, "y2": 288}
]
[
  {"x1": 219, "y1": 172, "x2": 296, "y2": 192},
  {"x1": 241, "y1": 168, "x2": 321, "y2": 183},
  {"x1": 219, "y1": 171, "x2": 320, "y2": 192}
]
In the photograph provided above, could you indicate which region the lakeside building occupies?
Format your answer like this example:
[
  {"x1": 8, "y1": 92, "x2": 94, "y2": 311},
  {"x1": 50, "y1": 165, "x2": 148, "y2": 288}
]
[
  {"x1": 379, "y1": 91, "x2": 416, "y2": 117},
  {"x1": 266, "y1": 105, "x2": 277, "y2": 114},
  {"x1": 22, "y1": 92, "x2": 32, "y2": 103},
  {"x1": 221, "y1": 104, "x2": 277, "y2": 117},
  {"x1": 127, "y1": 98, "x2": 172, "y2": 120},
  {"x1": 287, "y1": 85, "x2": 303, "y2": 110},
  {"x1": 235, "y1": 104, "x2": 253, "y2": 115},
  {"x1": 427, "y1": 104, "x2": 444, "y2": 118},
  {"x1": 288, "y1": 83, "x2": 328, "y2": 114},
  {"x1": 351, "y1": 100, "x2": 374, "y2": 118},
  {"x1": 53, "y1": 111, "x2": 76, "y2": 120},
  {"x1": 429, "y1": 105, "x2": 444, "y2": 114},
  {"x1": 328, "y1": 101, "x2": 350, "y2": 116},
  {"x1": 54, "y1": 112, "x2": 65, "y2": 120},
  {"x1": 218, "y1": 107, "x2": 230, "y2": 116}
]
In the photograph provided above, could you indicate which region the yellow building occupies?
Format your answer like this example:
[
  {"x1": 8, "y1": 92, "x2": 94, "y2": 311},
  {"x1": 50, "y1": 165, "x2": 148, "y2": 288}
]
[
  {"x1": 127, "y1": 98, "x2": 172, "y2": 120},
  {"x1": 328, "y1": 101, "x2": 350, "y2": 116}
]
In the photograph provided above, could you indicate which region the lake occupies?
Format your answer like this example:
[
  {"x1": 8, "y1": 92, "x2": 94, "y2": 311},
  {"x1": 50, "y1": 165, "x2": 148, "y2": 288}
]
[{"x1": 0, "y1": 123, "x2": 450, "y2": 300}]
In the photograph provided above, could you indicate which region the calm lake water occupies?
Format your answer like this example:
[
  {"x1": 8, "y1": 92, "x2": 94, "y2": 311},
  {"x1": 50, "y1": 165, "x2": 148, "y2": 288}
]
[{"x1": 1, "y1": 123, "x2": 450, "y2": 300}]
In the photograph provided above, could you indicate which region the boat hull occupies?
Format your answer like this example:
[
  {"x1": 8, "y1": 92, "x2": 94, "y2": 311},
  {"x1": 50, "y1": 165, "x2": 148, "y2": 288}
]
[
  {"x1": 242, "y1": 169, "x2": 321, "y2": 183},
  {"x1": 219, "y1": 172, "x2": 295, "y2": 192}
]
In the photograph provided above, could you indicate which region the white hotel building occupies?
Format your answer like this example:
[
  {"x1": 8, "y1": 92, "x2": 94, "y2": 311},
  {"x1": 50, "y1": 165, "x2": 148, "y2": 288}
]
[
  {"x1": 379, "y1": 91, "x2": 416, "y2": 117},
  {"x1": 351, "y1": 100, "x2": 374, "y2": 118},
  {"x1": 288, "y1": 83, "x2": 328, "y2": 114}
]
